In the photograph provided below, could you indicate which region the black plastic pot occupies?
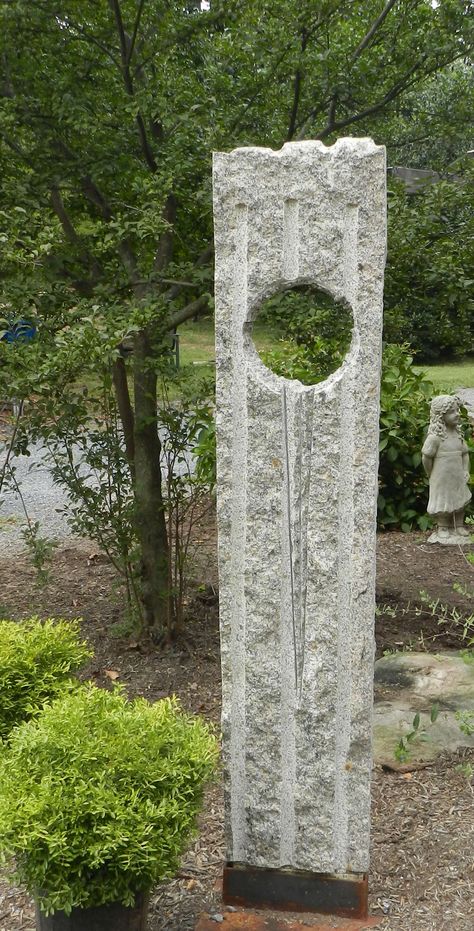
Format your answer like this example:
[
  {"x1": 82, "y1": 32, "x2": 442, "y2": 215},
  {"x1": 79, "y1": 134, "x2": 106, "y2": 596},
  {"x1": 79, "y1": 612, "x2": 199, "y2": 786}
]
[{"x1": 34, "y1": 892, "x2": 149, "y2": 931}]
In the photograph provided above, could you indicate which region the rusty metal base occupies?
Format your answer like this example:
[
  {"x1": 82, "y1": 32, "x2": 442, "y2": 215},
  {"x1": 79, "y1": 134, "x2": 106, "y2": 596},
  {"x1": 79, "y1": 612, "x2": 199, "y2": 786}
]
[{"x1": 222, "y1": 865, "x2": 369, "y2": 920}]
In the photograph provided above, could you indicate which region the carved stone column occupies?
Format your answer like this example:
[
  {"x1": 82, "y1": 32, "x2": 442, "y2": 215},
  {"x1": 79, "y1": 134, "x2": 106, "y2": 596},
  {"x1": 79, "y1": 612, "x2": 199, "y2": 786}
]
[{"x1": 213, "y1": 139, "x2": 386, "y2": 917}]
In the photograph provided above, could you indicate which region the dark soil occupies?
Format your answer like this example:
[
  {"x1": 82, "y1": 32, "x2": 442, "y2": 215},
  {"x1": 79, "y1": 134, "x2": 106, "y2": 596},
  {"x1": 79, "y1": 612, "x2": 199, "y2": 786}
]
[
  {"x1": 375, "y1": 530, "x2": 474, "y2": 657},
  {"x1": 0, "y1": 524, "x2": 473, "y2": 931}
]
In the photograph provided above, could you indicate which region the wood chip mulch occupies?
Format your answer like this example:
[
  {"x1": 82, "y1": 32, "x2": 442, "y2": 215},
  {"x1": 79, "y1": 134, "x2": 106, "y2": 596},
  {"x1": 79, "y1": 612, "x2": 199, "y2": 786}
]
[{"x1": 0, "y1": 532, "x2": 473, "y2": 930}]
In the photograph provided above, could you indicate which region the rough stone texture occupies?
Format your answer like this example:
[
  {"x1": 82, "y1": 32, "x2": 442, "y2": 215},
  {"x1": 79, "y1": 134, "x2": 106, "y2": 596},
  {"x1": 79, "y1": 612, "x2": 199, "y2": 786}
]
[
  {"x1": 213, "y1": 140, "x2": 386, "y2": 877},
  {"x1": 373, "y1": 651, "x2": 474, "y2": 766}
]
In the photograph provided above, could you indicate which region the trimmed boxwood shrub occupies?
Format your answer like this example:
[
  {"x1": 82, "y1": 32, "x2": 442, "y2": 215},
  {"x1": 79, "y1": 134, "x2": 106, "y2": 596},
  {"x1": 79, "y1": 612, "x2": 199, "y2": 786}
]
[
  {"x1": 0, "y1": 684, "x2": 218, "y2": 917},
  {"x1": 0, "y1": 617, "x2": 92, "y2": 740}
]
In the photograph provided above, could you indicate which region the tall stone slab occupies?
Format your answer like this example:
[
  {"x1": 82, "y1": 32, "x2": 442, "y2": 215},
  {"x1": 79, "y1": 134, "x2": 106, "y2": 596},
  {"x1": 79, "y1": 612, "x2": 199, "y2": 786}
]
[{"x1": 213, "y1": 140, "x2": 385, "y2": 893}]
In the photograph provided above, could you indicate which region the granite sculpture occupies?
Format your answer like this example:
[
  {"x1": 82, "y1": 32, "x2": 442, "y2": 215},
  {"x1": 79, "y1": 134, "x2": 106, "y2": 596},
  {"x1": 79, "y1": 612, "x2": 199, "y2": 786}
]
[
  {"x1": 422, "y1": 394, "x2": 472, "y2": 545},
  {"x1": 213, "y1": 139, "x2": 386, "y2": 889}
]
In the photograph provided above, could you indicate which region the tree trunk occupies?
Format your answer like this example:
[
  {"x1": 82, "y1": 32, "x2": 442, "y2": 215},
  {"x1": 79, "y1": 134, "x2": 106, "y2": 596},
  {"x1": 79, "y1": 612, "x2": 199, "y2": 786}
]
[
  {"x1": 133, "y1": 327, "x2": 173, "y2": 642},
  {"x1": 112, "y1": 356, "x2": 135, "y2": 479}
]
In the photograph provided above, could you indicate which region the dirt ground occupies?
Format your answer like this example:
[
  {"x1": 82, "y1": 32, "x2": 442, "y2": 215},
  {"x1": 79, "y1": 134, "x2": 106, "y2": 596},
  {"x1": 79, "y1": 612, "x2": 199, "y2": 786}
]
[{"x1": 0, "y1": 525, "x2": 473, "y2": 931}]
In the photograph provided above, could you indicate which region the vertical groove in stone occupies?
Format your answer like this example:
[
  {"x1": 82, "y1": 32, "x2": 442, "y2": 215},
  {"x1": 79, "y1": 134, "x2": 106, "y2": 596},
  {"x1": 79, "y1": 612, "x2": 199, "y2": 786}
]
[
  {"x1": 332, "y1": 205, "x2": 359, "y2": 869},
  {"x1": 283, "y1": 199, "x2": 300, "y2": 280},
  {"x1": 230, "y1": 203, "x2": 248, "y2": 861},
  {"x1": 279, "y1": 384, "x2": 297, "y2": 865},
  {"x1": 297, "y1": 394, "x2": 314, "y2": 706}
]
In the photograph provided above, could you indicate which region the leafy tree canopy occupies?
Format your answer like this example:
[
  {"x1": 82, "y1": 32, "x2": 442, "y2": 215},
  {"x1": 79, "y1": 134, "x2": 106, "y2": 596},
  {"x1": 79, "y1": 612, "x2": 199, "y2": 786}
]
[
  {"x1": 379, "y1": 61, "x2": 474, "y2": 171},
  {"x1": 0, "y1": 0, "x2": 473, "y2": 636}
]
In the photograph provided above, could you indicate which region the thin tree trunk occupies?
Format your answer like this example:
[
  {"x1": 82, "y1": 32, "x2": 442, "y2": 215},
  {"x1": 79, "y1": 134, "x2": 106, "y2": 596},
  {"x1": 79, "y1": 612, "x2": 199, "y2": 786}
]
[
  {"x1": 132, "y1": 327, "x2": 173, "y2": 641},
  {"x1": 112, "y1": 356, "x2": 135, "y2": 479}
]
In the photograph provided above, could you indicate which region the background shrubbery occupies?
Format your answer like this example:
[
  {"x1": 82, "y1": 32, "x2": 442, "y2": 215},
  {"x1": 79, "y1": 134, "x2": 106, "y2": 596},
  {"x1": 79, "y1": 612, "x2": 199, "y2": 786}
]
[
  {"x1": 384, "y1": 168, "x2": 474, "y2": 361},
  {"x1": 377, "y1": 344, "x2": 433, "y2": 531},
  {"x1": 258, "y1": 286, "x2": 353, "y2": 384}
]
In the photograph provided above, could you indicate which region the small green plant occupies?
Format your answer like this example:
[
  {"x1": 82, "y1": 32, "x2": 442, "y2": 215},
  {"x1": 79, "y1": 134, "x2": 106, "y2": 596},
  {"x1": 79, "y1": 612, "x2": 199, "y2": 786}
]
[
  {"x1": 20, "y1": 520, "x2": 58, "y2": 585},
  {"x1": 0, "y1": 618, "x2": 92, "y2": 740},
  {"x1": 456, "y1": 710, "x2": 474, "y2": 737},
  {"x1": 420, "y1": 588, "x2": 474, "y2": 650},
  {"x1": 456, "y1": 762, "x2": 474, "y2": 779},
  {"x1": 0, "y1": 684, "x2": 218, "y2": 916},
  {"x1": 395, "y1": 704, "x2": 439, "y2": 763}
]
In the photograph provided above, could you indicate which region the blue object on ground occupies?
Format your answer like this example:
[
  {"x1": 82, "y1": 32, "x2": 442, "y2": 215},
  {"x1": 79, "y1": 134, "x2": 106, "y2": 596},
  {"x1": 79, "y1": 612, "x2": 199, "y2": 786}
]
[{"x1": 1, "y1": 320, "x2": 36, "y2": 343}]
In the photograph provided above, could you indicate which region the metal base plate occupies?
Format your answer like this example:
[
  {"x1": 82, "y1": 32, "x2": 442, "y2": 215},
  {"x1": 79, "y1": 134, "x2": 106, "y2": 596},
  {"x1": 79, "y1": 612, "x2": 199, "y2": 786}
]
[{"x1": 222, "y1": 865, "x2": 369, "y2": 919}]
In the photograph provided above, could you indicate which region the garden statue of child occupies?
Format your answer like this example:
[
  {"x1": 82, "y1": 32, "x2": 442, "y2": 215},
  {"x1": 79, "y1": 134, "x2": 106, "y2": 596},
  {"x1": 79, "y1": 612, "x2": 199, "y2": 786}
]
[{"x1": 422, "y1": 394, "x2": 472, "y2": 545}]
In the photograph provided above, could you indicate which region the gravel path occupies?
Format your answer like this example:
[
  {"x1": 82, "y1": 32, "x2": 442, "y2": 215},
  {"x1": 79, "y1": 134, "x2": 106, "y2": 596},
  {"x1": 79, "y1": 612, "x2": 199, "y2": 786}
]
[
  {"x1": 0, "y1": 442, "x2": 72, "y2": 554},
  {"x1": 0, "y1": 434, "x2": 194, "y2": 556}
]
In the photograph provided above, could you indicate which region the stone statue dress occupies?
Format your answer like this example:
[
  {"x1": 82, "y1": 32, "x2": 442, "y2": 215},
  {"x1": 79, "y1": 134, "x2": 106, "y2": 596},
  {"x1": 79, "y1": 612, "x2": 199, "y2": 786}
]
[
  {"x1": 422, "y1": 432, "x2": 471, "y2": 517},
  {"x1": 422, "y1": 394, "x2": 471, "y2": 544}
]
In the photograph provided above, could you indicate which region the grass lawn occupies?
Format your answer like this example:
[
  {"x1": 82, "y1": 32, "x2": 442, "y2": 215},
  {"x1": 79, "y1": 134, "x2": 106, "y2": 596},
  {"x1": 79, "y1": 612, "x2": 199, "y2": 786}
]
[
  {"x1": 414, "y1": 359, "x2": 474, "y2": 391},
  {"x1": 177, "y1": 316, "x2": 281, "y2": 368},
  {"x1": 178, "y1": 318, "x2": 474, "y2": 392}
]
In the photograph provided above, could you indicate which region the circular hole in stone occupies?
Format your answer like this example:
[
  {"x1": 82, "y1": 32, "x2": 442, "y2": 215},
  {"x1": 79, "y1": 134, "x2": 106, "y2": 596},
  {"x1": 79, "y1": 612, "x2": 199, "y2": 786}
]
[{"x1": 252, "y1": 284, "x2": 353, "y2": 386}]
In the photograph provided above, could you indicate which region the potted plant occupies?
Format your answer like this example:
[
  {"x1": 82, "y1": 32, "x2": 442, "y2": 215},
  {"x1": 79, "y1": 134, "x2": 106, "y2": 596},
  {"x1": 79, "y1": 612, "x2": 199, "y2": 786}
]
[
  {"x1": 0, "y1": 683, "x2": 218, "y2": 929},
  {"x1": 0, "y1": 617, "x2": 92, "y2": 740}
]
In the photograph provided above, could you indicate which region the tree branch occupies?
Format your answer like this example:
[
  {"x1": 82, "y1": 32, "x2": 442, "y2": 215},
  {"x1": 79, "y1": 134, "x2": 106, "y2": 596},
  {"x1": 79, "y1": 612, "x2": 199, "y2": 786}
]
[
  {"x1": 63, "y1": 21, "x2": 122, "y2": 70},
  {"x1": 228, "y1": 2, "x2": 349, "y2": 137},
  {"x1": 112, "y1": 356, "x2": 135, "y2": 476},
  {"x1": 349, "y1": 0, "x2": 398, "y2": 65},
  {"x1": 297, "y1": 57, "x2": 427, "y2": 141},
  {"x1": 326, "y1": 94, "x2": 338, "y2": 136},
  {"x1": 127, "y1": 0, "x2": 147, "y2": 66},
  {"x1": 153, "y1": 194, "x2": 177, "y2": 273},
  {"x1": 287, "y1": 28, "x2": 308, "y2": 141},
  {"x1": 108, "y1": 0, "x2": 157, "y2": 171},
  {"x1": 50, "y1": 186, "x2": 81, "y2": 244},
  {"x1": 0, "y1": 131, "x2": 35, "y2": 168},
  {"x1": 163, "y1": 243, "x2": 214, "y2": 303},
  {"x1": 49, "y1": 186, "x2": 104, "y2": 291},
  {"x1": 168, "y1": 294, "x2": 210, "y2": 331}
]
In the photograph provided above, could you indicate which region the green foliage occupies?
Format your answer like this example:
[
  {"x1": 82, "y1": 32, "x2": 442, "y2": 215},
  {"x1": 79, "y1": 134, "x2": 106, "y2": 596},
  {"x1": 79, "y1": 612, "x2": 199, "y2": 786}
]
[
  {"x1": 1, "y1": 1, "x2": 473, "y2": 631},
  {"x1": 193, "y1": 416, "x2": 217, "y2": 491},
  {"x1": 456, "y1": 761, "x2": 474, "y2": 779},
  {"x1": 395, "y1": 703, "x2": 439, "y2": 763},
  {"x1": 20, "y1": 521, "x2": 58, "y2": 585},
  {"x1": 378, "y1": 344, "x2": 434, "y2": 531},
  {"x1": 456, "y1": 710, "x2": 474, "y2": 737},
  {"x1": 0, "y1": 618, "x2": 92, "y2": 740},
  {"x1": 158, "y1": 373, "x2": 216, "y2": 632},
  {"x1": 384, "y1": 168, "x2": 474, "y2": 360},
  {"x1": 258, "y1": 286, "x2": 353, "y2": 386},
  {"x1": 382, "y1": 62, "x2": 474, "y2": 171},
  {"x1": 0, "y1": 685, "x2": 218, "y2": 916}
]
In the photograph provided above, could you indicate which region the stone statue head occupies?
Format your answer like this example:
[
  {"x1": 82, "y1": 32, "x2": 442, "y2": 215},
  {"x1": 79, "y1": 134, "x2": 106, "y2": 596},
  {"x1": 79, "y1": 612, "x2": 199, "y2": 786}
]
[{"x1": 428, "y1": 394, "x2": 462, "y2": 438}]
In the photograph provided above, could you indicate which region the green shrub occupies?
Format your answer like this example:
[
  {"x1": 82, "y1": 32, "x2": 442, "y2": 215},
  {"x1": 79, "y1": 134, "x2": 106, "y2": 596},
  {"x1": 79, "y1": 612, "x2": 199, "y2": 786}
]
[
  {"x1": 0, "y1": 684, "x2": 218, "y2": 916},
  {"x1": 0, "y1": 618, "x2": 92, "y2": 740},
  {"x1": 378, "y1": 344, "x2": 433, "y2": 531}
]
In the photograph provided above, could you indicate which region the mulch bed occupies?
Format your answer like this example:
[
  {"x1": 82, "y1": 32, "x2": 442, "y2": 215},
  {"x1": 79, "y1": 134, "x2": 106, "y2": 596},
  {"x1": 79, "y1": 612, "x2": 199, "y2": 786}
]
[{"x1": 0, "y1": 526, "x2": 473, "y2": 930}]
